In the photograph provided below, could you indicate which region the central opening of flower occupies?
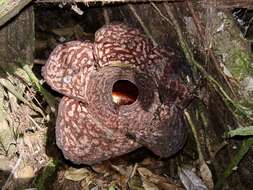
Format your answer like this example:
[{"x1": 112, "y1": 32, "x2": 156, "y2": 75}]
[{"x1": 112, "y1": 80, "x2": 139, "y2": 105}]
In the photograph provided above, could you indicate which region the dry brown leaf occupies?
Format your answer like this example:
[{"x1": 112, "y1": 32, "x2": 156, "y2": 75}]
[
  {"x1": 142, "y1": 180, "x2": 159, "y2": 190},
  {"x1": 139, "y1": 158, "x2": 154, "y2": 166},
  {"x1": 16, "y1": 165, "x2": 35, "y2": 179},
  {"x1": 91, "y1": 162, "x2": 111, "y2": 174},
  {"x1": 111, "y1": 164, "x2": 133, "y2": 177},
  {"x1": 80, "y1": 172, "x2": 96, "y2": 189},
  {"x1": 0, "y1": 157, "x2": 13, "y2": 171},
  {"x1": 200, "y1": 162, "x2": 214, "y2": 190},
  {"x1": 0, "y1": 118, "x2": 16, "y2": 156},
  {"x1": 178, "y1": 166, "x2": 208, "y2": 190},
  {"x1": 138, "y1": 167, "x2": 184, "y2": 190},
  {"x1": 128, "y1": 175, "x2": 144, "y2": 190},
  {"x1": 138, "y1": 167, "x2": 168, "y2": 184},
  {"x1": 64, "y1": 167, "x2": 90, "y2": 182}
]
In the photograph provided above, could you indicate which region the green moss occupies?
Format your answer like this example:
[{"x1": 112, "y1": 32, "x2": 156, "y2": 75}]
[
  {"x1": 230, "y1": 51, "x2": 253, "y2": 80},
  {"x1": 35, "y1": 159, "x2": 61, "y2": 190}
]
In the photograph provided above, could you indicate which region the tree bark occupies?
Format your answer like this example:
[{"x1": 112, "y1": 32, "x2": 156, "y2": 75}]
[{"x1": 0, "y1": 5, "x2": 34, "y2": 69}]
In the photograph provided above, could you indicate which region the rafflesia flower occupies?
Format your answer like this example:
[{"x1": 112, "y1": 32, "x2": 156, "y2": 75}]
[{"x1": 42, "y1": 23, "x2": 190, "y2": 165}]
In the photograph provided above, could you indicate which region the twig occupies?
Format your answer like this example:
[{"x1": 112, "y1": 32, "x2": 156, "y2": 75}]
[
  {"x1": 125, "y1": 163, "x2": 138, "y2": 189},
  {"x1": 34, "y1": 59, "x2": 46, "y2": 65},
  {"x1": 184, "y1": 111, "x2": 204, "y2": 162},
  {"x1": 8, "y1": 91, "x2": 18, "y2": 113},
  {"x1": 103, "y1": 8, "x2": 110, "y2": 25},
  {"x1": 2, "y1": 155, "x2": 23, "y2": 190},
  {"x1": 151, "y1": 3, "x2": 173, "y2": 25},
  {"x1": 129, "y1": 163, "x2": 138, "y2": 180},
  {"x1": 71, "y1": 3, "x2": 84, "y2": 15},
  {"x1": 28, "y1": 115, "x2": 43, "y2": 131},
  {"x1": 128, "y1": 4, "x2": 158, "y2": 47}
]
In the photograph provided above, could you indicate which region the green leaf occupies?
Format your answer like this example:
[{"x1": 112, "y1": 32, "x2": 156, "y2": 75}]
[
  {"x1": 228, "y1": 126, "x2": 253, "y2": 137},
  {"x1": 64, "y1": 167, "x2": 90, "y2": 182},
  {"x1": 108, "y1": 186, "x2": 116, "y2": 190},
  {"x1": 216, "y1": 137, "x2": 253, "y2": 189}
]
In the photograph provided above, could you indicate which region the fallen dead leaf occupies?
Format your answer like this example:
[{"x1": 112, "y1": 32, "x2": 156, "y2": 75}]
[
  {"x1": 0, "y1": 157, "x2": 13, "y2": 171},
  {"x1": 111, "y1": 164, "x2": 133, "y2": 177},
  {"x1": 16, "y1": 165, "x2": 35, "y2": 179},
  {"x1": 142, "y1": 180, "x2": 159, "y2": 190},
  {"x1": 64, "y1": 167, "x2": 90, "y2": 182},
  {"x1": 128, "y1": 175, "x2": 144, "y2": 190},
  {"x1": 0, "y1": 118, "x2": 16, "y2": 156},
  {"x1": 91, "y1": 162, "x2": 111, "y2": 174},
  {"x1": 200, "y1": 162, "x2": 214, "y2": 189},
  {"x1": 138, "y1": 167, "x2": 184, "y2": 190},
  {"x1": 178, "y1": 166, "x2": 207, "y2": 190},
  {"x1": 80, "y1": 172, "x2": 96, "y2": 189}
]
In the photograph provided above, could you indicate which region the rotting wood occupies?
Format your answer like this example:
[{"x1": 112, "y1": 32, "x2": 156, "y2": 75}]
[
  {"x1": 206, "y1": 0, "x2": 253, "y2": 8},
  {"x1": 35, "y1": 0, "x2": 182, "y2": 3},
  {"x1": 0, "y1": 0, "x2": 32, "y2": 28},
  {"x1": 0, "y1": 0, "x2": 253, "y2": 29},
  {"x1": 35, "y1": 0, "x2": 253, "y2": 8},
  {"x1": 0, "y1": 5, "x2": 34, "y2": 69}
]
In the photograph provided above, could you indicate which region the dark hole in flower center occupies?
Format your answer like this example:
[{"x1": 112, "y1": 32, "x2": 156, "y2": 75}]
[{"x1": 112, "y1": 80, "x2": 139, "y2": 105}]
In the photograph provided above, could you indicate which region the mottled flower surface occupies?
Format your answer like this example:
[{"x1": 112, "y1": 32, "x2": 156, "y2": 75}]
[{"x1": 42, "y1": 23, "x2": 190, "y2": 165}]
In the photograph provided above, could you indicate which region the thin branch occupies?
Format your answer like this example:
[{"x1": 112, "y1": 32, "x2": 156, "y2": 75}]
[
  {"x1": 128, "y1": 4, "x2": 158, "y2": 47},
  {"x1": 151, "y1": 3, "x2": 173, "y2": 25},
  {"x1": 34, "y1": 59, "x2": 46, "y2": 65},
  {"x1": 184, "y1": 111, "x2": 204, "y2": 162},
  {"x1": 103, "y1": 8, "x2": 110, "y2": 25},
  {"x1": 2, "y1": 155, "x2": 23, "y2": 190}
]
